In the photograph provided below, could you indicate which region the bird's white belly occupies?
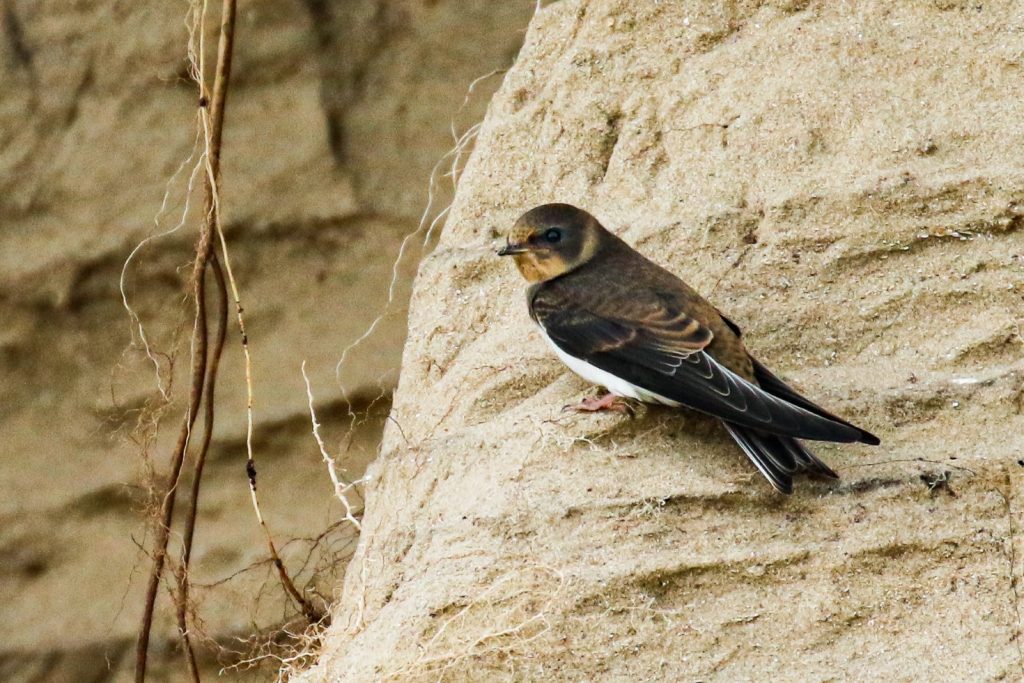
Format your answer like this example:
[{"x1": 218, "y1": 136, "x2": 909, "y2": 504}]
[{"x1": 540, "y1": 329, "x2": 682, "y2": 407}]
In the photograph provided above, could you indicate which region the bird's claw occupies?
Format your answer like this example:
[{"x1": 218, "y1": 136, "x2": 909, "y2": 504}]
[{"x1": 562, "y1": 392, "x2": 634, "y2": 416}]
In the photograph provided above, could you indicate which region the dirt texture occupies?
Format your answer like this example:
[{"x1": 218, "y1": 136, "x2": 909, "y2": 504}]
[
  {"x1": 0, "y1": 1, "x2": 531, "y2": 680},
  {"x1": 304, "y1": 1, "x2": 1024, "y2": 680}
]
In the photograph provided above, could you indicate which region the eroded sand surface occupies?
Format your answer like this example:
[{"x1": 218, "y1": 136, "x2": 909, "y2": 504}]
[{"x1": 306, "y1": 1, "x2": 1024, "y2": 680}]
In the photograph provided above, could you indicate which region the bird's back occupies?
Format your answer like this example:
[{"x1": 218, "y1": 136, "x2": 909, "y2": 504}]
[{"x1": 565, "y1": 235, "x2": 756, "y2": 382}]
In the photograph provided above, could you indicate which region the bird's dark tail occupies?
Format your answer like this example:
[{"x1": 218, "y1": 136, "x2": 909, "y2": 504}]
[
  {"x1": 722, "y1": 422, "x2": 839, "y2": 495},
  {"x1": 750, "y1": 358, "x2": 879, "y2": 446}
]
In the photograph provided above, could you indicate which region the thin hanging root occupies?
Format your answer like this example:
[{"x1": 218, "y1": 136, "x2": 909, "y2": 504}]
[
  {"x1": 328, "y1": 118, "x2": 482, "y2": 410},
  {"x1": 243, "y1": 454, "x2": 323, "y2": 624},
  {"x1": 119, "y1": 125, "x2": 204, "y2": 401},
  {"x1": 332, "y1": 64, "x2": 498, "y2": 396},
  {"x1": 315, "y1": 62, "x2": 507, "y2": 650},
  {"x1": 301, "y1": 361, "x2": 364, "y2": 531},
  {"x1": 198, "y1": 2, "x2": 322, "y2": 628},
  {"x1": 206, "y1": 123, "x2": 321, "y2": 625}
]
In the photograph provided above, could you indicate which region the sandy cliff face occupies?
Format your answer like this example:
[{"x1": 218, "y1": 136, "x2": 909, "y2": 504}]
[
  {"x1": 306, "y1": 1, "x2": 1024, "y2": 680},
  {"x1": 0, "y1": 1, "x2": 531, "y2": 680}
]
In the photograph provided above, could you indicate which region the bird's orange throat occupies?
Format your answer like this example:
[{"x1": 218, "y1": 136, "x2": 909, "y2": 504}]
[{"x1": 512, "y1": 251, "x2": 570, "y2": 282}]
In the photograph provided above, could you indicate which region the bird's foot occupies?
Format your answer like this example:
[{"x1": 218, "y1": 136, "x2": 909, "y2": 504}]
[{"x1": 562, "y1": 392, "x2": 634, "y2": 416}]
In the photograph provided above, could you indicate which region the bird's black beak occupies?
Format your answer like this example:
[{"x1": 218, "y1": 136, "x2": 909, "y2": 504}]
[{"x1": 497, "y1": 243, "x2": 527, "y2": 256}]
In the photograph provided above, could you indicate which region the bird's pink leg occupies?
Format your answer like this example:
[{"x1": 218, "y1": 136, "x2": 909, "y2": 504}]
[{"x1": 563, "y1": 392, "x2": 634, "y2": 415}]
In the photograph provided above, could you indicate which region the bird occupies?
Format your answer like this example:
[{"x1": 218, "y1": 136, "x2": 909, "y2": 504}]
[{"x1": 497, "y1": 203, "x2": 879, "y2": 494}]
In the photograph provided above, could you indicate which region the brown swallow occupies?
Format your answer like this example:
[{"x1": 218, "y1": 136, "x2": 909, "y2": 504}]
[{"x1": 498, "y1": 203, "x2": 879, "y2": 494}]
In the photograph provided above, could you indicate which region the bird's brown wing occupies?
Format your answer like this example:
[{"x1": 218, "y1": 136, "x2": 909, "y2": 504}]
[{"x1": 530, "y1": 283, "x2": 864, "y2": 443}]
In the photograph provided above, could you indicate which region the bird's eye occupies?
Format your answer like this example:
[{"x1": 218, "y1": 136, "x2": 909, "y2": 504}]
[{"x1": 544, "y1": 228, "x2": 562, "y2": 243}]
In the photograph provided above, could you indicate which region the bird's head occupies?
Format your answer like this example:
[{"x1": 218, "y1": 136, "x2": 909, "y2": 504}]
[{"x1": 498, "y1": 203, "x2": 605, "y2": 282}]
